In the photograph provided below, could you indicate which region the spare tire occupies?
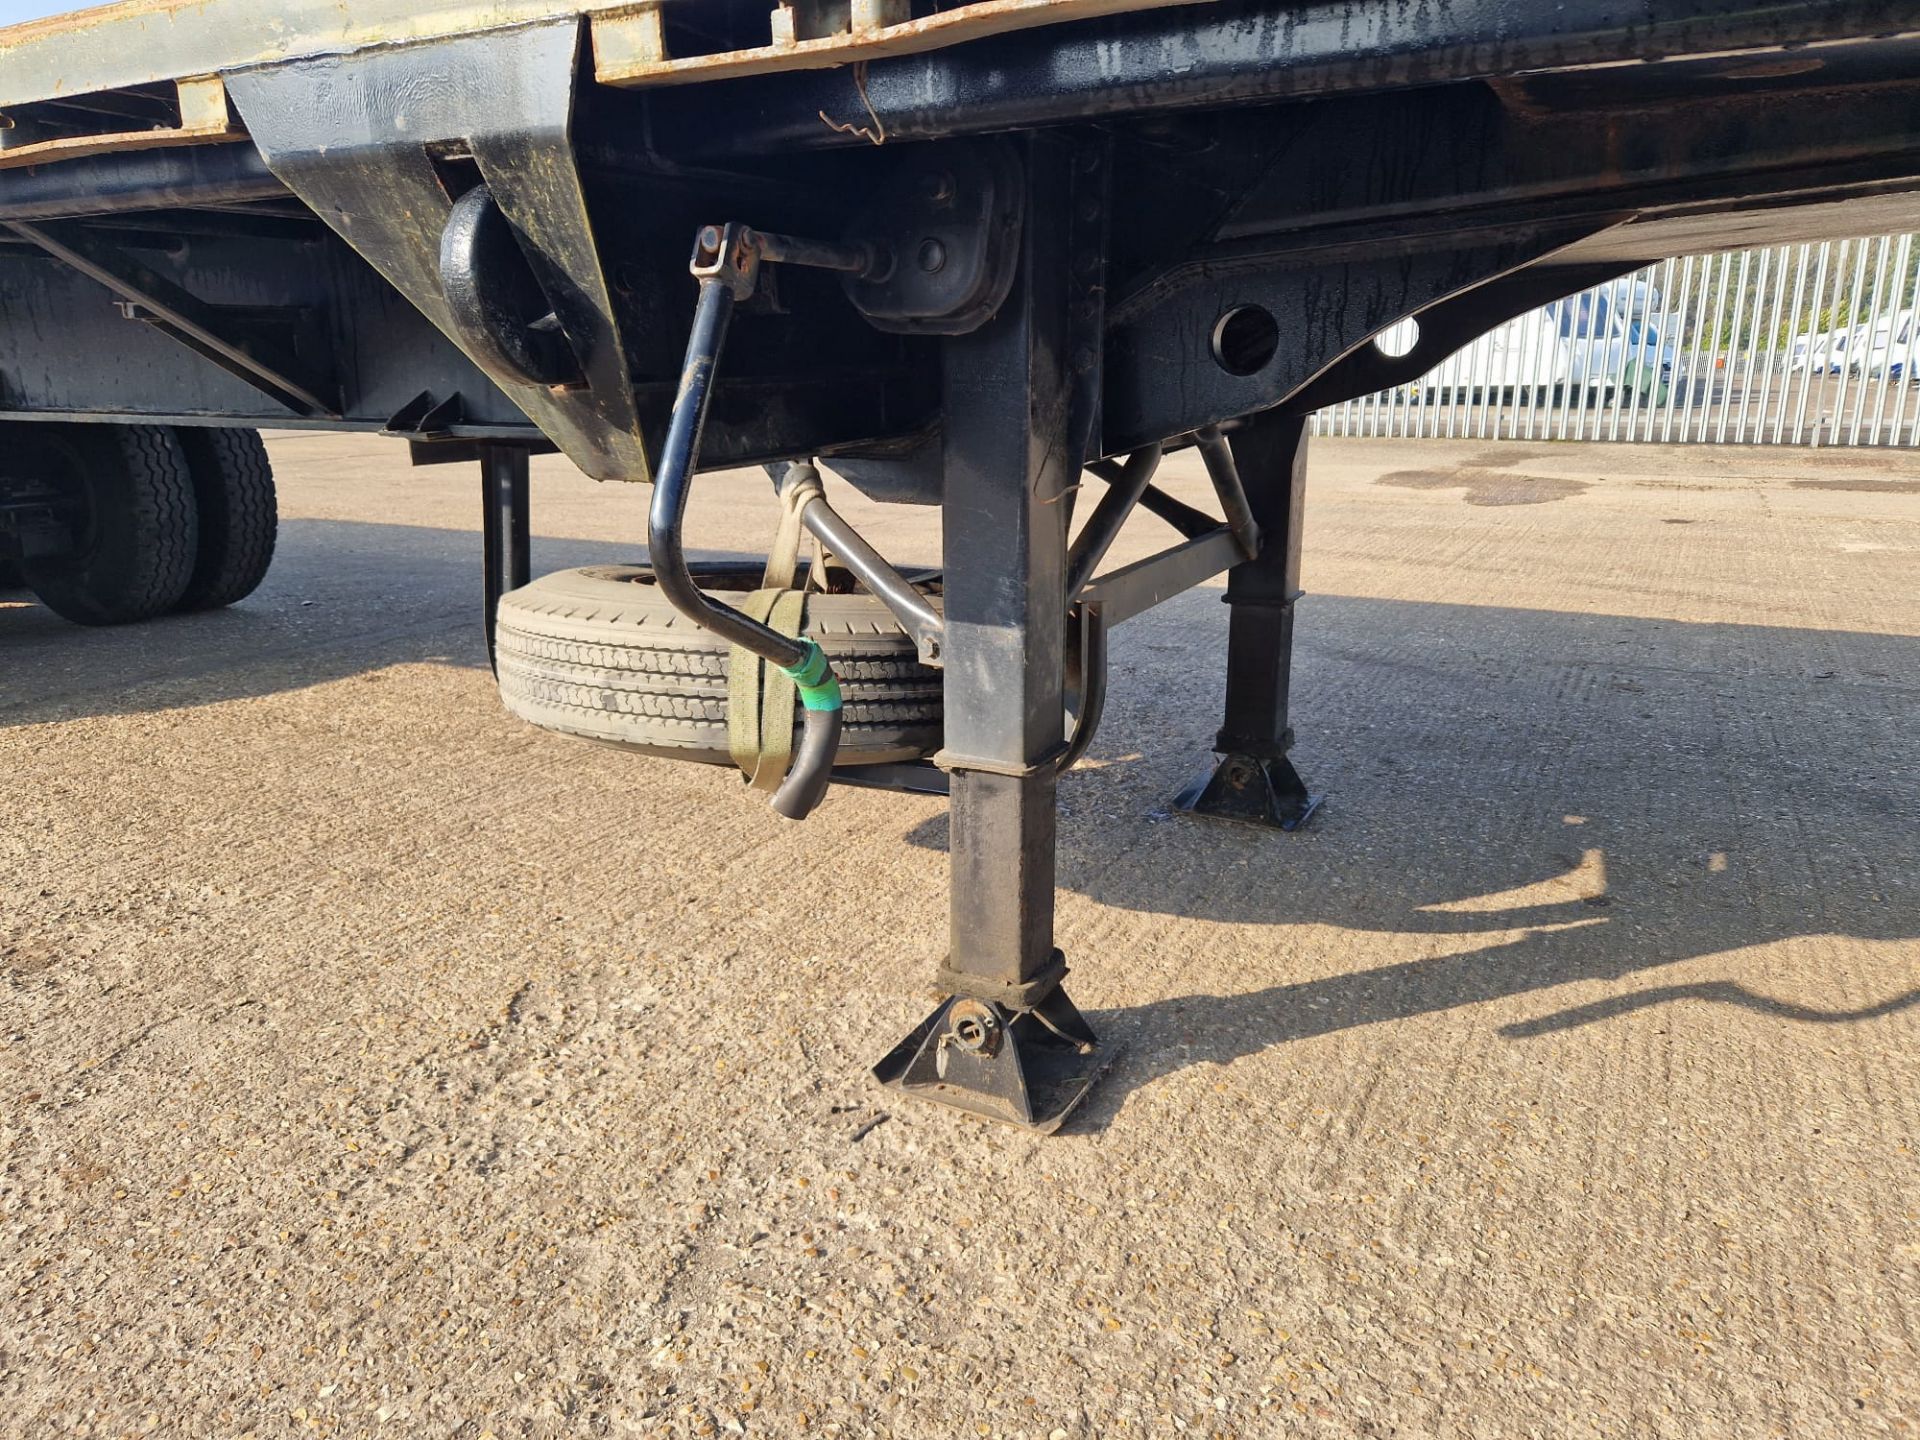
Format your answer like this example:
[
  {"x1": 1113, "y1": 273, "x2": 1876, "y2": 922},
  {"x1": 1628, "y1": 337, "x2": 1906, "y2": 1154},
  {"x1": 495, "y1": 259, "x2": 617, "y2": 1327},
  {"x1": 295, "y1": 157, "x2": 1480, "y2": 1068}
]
[{"x1": 495, "y1": 562, "x2": 942, "y2": 767}]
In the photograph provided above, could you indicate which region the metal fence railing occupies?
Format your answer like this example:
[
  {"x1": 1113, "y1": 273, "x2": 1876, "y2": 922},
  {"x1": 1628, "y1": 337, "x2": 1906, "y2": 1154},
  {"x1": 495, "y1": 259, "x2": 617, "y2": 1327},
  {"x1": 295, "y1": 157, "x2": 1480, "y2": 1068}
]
[{"x1": 1313, "y1": 232, "x2": 1920, "y2": 447}]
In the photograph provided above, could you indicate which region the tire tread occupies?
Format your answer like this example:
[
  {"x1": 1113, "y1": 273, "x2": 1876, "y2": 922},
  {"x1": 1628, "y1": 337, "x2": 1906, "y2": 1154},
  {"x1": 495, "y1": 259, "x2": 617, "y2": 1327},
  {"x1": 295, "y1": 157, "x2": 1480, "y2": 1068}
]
[
  {"x1": 23, "y1": 423, "x2": 198, "y2": 626},
  {"x1": 173, "y1": 427, "x2": 278, "y2": 611},
  {"x1": 494, "y1": 565, "x2": 944, "y2": 766}
]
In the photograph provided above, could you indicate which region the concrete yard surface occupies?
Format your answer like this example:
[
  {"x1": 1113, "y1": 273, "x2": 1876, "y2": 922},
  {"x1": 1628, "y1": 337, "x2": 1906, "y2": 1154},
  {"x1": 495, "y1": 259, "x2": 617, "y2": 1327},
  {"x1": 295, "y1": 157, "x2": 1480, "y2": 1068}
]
[{"x1": 1, "y1": 434, "x2": 1916, "y2": 1438}]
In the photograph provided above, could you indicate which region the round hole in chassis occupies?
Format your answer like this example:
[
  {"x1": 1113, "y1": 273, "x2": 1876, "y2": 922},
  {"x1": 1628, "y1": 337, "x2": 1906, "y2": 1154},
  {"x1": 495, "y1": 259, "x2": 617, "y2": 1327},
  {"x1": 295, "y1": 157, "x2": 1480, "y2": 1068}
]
[{"x1": 1210, "y1": 304, "x2": 1281, "y2": 376}]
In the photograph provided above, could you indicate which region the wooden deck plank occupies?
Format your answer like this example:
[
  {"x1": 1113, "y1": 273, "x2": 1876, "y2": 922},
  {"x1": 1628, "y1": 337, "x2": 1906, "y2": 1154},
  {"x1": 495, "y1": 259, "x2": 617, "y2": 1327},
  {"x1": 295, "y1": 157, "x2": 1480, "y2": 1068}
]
[{"x1": 594, "y1": 0, "x2": 1215, "y2": 89}]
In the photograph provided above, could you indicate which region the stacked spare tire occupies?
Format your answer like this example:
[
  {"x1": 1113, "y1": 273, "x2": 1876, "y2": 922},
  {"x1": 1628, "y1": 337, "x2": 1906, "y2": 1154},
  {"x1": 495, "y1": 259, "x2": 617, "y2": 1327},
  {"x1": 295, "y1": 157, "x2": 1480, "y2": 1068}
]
[
  {"x1": 494, "y1": 561, "x2": 944, "y2": 768},
  {"x1": 0, "y1": 421, "x2": 277, "y2": 625}
]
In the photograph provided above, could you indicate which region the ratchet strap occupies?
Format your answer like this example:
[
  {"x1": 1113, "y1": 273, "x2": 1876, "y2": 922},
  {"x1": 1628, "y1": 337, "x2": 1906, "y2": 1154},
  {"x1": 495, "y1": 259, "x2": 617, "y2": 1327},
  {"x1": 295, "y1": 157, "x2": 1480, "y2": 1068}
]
[{"x1": 727, "y1": 465, "x2": 826, "y2": 789}]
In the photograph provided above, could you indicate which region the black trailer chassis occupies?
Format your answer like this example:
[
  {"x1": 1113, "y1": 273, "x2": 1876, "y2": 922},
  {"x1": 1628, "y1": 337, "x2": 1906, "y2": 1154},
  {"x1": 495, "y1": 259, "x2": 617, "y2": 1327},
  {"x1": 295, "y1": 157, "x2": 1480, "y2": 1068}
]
[{"x1": 4, "y1": 0, "x2": 1918, "y2": 1128}]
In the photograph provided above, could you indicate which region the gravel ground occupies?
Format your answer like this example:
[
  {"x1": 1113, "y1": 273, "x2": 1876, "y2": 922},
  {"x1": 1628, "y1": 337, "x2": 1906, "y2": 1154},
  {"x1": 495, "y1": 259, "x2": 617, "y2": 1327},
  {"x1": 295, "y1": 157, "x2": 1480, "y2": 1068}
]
[{"x1": 2, "y1": 434, "x2": 1916, "y2": 1439}]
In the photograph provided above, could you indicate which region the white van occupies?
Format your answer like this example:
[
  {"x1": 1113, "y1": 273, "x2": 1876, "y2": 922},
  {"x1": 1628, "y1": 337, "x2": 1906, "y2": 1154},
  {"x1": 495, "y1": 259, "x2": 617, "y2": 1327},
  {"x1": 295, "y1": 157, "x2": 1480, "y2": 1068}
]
[
  {"x1": 1850, "y1": 308, "x2": 1918, "y2": 378},
  {"x1": 1387, "y1": 278, "x2": 1680, "y2": 404}
]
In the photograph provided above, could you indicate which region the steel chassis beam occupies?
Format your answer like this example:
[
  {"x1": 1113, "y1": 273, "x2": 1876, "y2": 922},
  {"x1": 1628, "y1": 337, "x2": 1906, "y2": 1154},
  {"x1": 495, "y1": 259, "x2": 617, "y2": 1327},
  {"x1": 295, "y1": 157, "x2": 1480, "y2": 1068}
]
[
  {"x1": 650, "y1": 0, "x2": 1920, "y2": 158},
  {"x1": 7, "y1": 218, "x2": 340, "y2": 418},
  {"x1": 0, "y1": 144, "x2": 285, "y2": 222}
]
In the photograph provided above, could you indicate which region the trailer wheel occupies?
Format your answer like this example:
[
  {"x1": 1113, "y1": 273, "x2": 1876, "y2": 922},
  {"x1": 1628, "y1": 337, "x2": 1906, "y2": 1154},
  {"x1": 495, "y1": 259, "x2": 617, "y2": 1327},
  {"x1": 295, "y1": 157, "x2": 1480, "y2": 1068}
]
[
  {"x1": 173, "y1": 427, "x2": 278, "y2": 611},
  {"x1": 495, "y1": 562, "x2": 943, "y2": 766},
  {"x1": 16, "y1": 423, "x2": 198, "y2": 626}
]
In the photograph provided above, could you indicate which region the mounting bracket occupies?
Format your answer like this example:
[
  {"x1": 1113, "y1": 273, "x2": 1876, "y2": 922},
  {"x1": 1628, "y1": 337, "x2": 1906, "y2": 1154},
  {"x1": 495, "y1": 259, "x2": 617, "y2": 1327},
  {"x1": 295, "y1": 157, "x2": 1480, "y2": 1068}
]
[{"x1": 225, "y1": 19, "x2": 650, "y2": 481}]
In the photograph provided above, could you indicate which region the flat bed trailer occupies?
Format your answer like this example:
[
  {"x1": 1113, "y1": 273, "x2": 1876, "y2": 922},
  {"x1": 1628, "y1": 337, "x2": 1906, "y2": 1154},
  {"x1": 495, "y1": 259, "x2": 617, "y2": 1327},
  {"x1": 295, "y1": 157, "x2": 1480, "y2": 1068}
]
[{"x1": 2, "y1": 0, "x2": 1915, "y2": 1128}]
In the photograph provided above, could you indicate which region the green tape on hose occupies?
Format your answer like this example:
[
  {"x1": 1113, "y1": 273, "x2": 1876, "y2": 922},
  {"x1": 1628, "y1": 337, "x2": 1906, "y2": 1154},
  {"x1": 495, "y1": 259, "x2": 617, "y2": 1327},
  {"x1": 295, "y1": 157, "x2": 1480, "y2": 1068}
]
[{"x1": 780, "y1": 640, "x2": 843, "y2": 713}]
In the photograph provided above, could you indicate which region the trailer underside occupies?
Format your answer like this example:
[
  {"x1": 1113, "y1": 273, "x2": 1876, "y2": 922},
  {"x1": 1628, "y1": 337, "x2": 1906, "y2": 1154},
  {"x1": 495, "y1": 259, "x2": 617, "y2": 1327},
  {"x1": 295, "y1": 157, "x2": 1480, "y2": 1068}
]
[{"x1": 4, "y1": 0, "x2": 1917, "y2": 1126}]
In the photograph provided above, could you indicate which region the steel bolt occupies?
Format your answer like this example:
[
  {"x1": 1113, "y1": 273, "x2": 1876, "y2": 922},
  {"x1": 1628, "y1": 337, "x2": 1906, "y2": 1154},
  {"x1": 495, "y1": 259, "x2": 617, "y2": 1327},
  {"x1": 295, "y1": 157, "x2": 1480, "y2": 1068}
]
[
  {"x1": 946, "y1": 999, "x2": 1001, "y2": 1056},
  {"x1": 916, "y1": 237, "x2": 947, "y2": 274}
]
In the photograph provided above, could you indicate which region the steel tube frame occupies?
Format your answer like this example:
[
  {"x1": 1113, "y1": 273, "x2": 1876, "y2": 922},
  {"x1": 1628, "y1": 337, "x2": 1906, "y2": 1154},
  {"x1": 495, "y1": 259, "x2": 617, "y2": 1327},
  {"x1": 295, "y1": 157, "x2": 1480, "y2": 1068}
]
[
  {"x1": 1080, "y1": 527, "x2": 1245, "y2": 630},
  {"x1": 0, "y1": 144, "x2": 285, "y2": 221},
  {"x1": 1194, "y1": 426, "x2": 1261, "y2": 561},
  {"x1": 480, "y1": 442, "x2": 531, "y2": 673},
  {"x1": 1066, "y1": 443, "x2": 1162, "y2": 600},
  {"x1": 646, "y1": 276, "x2": 811, "y2": 673},
  {"x1": 797, "y1": 490, "x2": 944, "y2": 665},
  {"x1": 1085, "y1": 460, "x2": 1219, "y2": 540}
]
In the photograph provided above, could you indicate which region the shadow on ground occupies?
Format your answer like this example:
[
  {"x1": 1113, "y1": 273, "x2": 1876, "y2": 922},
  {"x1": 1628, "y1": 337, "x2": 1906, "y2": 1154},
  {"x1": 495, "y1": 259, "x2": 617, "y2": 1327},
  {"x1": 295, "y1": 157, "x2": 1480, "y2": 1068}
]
[
  {"x1": 0, "y1": 518, "x2": 751, "y2": 728},
  {"x1": 905, "y1": 588, "x2": 1920, "y2": 1127},
  {"x1": 8, "y1": 514, "x2": 1916, "y2": 1129}
]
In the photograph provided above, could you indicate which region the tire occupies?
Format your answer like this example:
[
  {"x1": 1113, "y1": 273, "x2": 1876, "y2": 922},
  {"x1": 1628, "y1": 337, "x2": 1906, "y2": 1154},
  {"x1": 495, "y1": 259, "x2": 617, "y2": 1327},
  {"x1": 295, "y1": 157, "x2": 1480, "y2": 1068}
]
[
  {"x1": 172, "y1": 427, "x2": 278, "y2": 611},
  {"x1": 495, "y1": 562, "x2": 943, "y2": 767},
  {"x1": 16, "y1": 423, "x2": 198, "y2": 626}
]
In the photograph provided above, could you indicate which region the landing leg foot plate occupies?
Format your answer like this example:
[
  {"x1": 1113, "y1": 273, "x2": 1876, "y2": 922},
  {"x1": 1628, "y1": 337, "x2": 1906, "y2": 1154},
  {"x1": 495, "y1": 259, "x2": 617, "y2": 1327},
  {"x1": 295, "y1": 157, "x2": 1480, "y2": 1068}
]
[
  {"x1": 873, "y1": 988, "x2": 1113, "y2": 1133},
  {"x1": 1175, "y1": 752, "x2": 1322, "y2": 831}
]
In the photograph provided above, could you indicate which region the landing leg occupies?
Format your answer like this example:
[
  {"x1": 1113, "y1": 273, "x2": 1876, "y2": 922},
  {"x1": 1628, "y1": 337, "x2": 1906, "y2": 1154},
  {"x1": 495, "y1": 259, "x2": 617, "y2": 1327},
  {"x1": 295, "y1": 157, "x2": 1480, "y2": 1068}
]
[
  {"x1": 1176, "y1": 410, "x2": 1322, "y2": 829},
  {"x1": 480, "y1": 443, "x2": 531, "y2": 673},
  {"x1": 873, "y1": 137, "x2": 1110, "y2": 1131}
]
